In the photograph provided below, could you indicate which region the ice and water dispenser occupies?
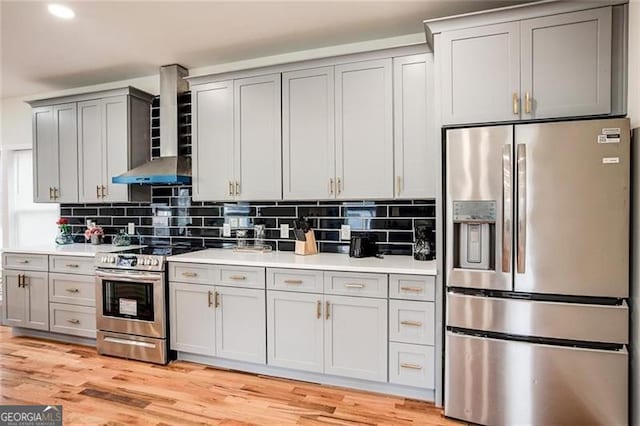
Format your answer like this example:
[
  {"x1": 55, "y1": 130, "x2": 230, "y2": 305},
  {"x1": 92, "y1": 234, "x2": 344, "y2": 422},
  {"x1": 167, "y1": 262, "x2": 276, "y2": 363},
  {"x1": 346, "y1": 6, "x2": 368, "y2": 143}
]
[{"x1": 452, "y1": 201, "x2": 496, "y2": 271}]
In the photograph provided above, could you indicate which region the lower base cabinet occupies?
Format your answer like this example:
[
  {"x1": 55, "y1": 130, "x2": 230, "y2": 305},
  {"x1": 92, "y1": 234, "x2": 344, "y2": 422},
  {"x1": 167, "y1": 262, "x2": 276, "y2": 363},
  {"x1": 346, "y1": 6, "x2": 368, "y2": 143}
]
[
  {"x1": 170, "y1": 281, "x2": 266, "y2": 364},
  {"x1": 2, "y1": 270, "x2": 49, "y2": 331},
  {"x1": 49, "y1": 303, "x2": 96, "y2": 338},
  {"x1": 267, "y1": 291, "x2": 388, "y2": 382},
  {"x1": 389, "y1": 342, "x2": 435, "y2": 388}
]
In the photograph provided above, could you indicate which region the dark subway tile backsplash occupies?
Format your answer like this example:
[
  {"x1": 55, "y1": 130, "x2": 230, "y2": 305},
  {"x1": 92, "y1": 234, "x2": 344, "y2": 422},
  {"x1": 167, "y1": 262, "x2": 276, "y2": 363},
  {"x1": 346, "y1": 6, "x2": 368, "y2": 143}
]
[{"x1": 60, "y1": 186, "x2": 436, "y2": 256}]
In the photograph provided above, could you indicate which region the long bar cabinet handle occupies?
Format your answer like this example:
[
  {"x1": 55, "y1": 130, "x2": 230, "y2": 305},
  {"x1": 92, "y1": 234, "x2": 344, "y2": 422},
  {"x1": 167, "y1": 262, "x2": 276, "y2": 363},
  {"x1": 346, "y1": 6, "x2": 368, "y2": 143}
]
[
  {"x1": 400, "y1": 363, "x2": 423, "y2": 370},
  {"x1": 215, "y1": 291, "x2": 220, "y2": 308},
  {"x1": 525, "y1": 91, "x2": 532, "y2": 114},
  {"x1": 208, "y1": 291, "x2": 213, "y2": 308},
  {"x1": 229, "y1": 275, "x2": 246, "y2": 281},
  {"x1": 517, "y1": 143, "x2": 527, "y2": 274},
  {"x1": 400, "y1": 320, "x2": 423, "y2": 327},
  {"x1": 344, "y1": 283, "x2": 365, "y2": 289},
  {"x1": 400, "y1": 286, "x2": 423, "y2": 292},
  {"x1": 325, "y1": 301, "x2": 330, "y2": 320},
  {"x1": 65, "y1": 288, "x2": 80, "y2": 293},
  {"x1": 284, "y1": 279, "x2": 303, "y2": 285},
  {"x1": 316, "y1": 300, "x2": 322, "y2": 319},
  {"x1": 502, "y1": 144, "x2": 512, "y2": 274},
  {"x1": 513, "y1": 93, "x2": 519, "y2": 115},
  {"x1": 67, "y1": 319, "x2": 80, "y2": 324}
]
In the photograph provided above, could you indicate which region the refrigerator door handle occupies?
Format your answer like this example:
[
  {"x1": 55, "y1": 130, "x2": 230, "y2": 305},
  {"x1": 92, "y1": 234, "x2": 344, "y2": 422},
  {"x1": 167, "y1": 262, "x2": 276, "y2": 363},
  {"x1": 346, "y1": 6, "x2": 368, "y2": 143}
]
[
  {"x1": 502, "y1": 144, "x2": 512, "y2": 273},
  {"x1": 517, "y1": 143, "x2": 527, "y2": 274}
]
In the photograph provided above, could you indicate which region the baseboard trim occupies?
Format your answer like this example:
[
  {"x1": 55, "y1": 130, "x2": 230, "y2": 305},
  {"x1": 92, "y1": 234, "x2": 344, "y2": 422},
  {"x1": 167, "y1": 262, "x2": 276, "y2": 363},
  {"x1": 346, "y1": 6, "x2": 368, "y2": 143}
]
[
  {"x1": 11, "y1": 327, "x2": 96, "y2": 347},
  {"x1": 177, "y1": 352, "x2": 435, "y2": 402}
]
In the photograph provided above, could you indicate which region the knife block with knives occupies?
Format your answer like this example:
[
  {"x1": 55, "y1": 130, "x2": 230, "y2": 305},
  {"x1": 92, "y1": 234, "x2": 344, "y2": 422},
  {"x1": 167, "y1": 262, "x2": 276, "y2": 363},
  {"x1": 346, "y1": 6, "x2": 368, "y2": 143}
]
[{"x1": 293, "y1": 217, "x2": 318, "y2": 256}]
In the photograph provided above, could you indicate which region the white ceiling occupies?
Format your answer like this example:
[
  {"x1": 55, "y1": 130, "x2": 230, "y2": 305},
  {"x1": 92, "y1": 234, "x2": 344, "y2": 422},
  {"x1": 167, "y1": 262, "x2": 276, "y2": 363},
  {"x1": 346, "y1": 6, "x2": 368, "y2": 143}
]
[{"x1": 1, "y1": 0, "x2": 530, "y2": 98}]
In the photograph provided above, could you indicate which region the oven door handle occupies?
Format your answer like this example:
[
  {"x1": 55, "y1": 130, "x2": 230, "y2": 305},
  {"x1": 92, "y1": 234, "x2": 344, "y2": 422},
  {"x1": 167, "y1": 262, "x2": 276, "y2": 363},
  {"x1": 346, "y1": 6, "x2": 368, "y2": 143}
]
[{"x1": 96, "y1": 270, "x2": 162, "y2": 283}]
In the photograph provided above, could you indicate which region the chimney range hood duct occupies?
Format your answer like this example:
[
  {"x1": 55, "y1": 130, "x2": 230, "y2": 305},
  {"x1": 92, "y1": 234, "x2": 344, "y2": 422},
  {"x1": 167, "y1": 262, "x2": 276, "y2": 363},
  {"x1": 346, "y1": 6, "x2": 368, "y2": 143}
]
[{"x1": 112, "y1": 64, "x2": 191, "y2": 185}]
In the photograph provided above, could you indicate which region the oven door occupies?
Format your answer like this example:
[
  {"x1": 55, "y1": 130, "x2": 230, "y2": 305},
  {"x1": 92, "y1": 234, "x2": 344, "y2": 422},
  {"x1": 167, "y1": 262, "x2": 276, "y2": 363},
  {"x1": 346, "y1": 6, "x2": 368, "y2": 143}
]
[{"x1": 96, "y1": 269, "x2": 166, "y2": 339}]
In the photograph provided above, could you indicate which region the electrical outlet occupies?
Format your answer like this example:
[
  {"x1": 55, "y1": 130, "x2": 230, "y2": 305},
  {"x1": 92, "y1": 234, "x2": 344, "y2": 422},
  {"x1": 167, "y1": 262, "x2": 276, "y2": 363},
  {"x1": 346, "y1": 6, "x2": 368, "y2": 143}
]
[
  {"x1": 223, "y1": 223, "x2": 232, "y2": 237},
  {"x1": 280, "y1": 224, "x2": 290, "y2": 238},
  {"x1": 340, "y1": 224, "x2": 351, "y2": 240},
  {"x1": 127, "y1": 223, "x2": 135, "y2": 235}
]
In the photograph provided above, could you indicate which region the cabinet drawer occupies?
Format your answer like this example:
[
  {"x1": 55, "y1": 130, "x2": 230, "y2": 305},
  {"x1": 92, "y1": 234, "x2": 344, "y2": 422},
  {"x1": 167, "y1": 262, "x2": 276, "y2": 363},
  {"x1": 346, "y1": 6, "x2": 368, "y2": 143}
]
[
  {"x1": 324, "y1": 271, "x2": 387, "y2": 298},
  {"x1": 389, "y1": 342, "x2": 435, "y2": 388},
  {"x1": 49, "y1": 273, "x2": 95, "y2": 307},
  {"x1": 389, "y1": 300, "x2": 435, "y2": 345},
  {"x1": 2, "y1": 253, "x2": 48, "y2": 272},
  {"x1": 49, "y1": 255, "x2": 95, "y2": 275},
  {"x1": 267, "y1": 268, "x2": 323, "y2": 293},
  {"x1": 49, "y1": 303, "x2": 96, "y2": 338},
  {"x1": 169, "y1": 263, "x2": 217, "y2": 285},
  {"x1": 219, "y1": 266, "x2": 265, "y2": 289},
  {"x1": 389, "y1": 274, "x2": 435, "y2": 301}
]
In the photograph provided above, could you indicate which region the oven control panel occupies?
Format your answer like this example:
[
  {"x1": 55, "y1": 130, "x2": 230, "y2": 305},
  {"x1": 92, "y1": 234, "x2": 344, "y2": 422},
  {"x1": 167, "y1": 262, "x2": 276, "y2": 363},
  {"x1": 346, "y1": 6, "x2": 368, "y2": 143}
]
[{"x1": 95, "y1": 254, "x2": 163, "y2": 271}]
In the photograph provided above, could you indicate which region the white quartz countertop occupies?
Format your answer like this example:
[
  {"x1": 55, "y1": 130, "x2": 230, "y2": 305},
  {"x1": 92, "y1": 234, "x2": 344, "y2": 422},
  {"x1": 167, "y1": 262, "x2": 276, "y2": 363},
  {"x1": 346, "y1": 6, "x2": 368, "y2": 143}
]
[
  {"x1": 2, "y1": 243, "x2": 144, "y2": 257},
  {"x1": 167, "y1": 248, "x2": 437, "y2": 276}
]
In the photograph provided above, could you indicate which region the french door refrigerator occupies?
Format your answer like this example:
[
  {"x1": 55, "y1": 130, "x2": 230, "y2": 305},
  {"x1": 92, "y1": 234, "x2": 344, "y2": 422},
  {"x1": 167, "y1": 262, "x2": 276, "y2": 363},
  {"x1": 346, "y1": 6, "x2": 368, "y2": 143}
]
[{"x1": 444, "y1": 118, "x2": 630, "y2": 426}]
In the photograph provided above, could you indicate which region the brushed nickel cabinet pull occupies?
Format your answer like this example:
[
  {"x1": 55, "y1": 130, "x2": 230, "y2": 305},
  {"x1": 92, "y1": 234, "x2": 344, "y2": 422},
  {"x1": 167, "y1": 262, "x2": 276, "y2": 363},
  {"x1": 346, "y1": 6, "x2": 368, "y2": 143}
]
[
  {"x1": 17, "y1": 259, "x2": 29, "y2": 264},
  {"x1": 400, "y1": 362, "x2": 423, "y2": 370},
  {"x1": 49, "y1": 187, "x2": 54, "y2": 200},
  {"x1": 400, "y1": 286, "x2": 423, "y2": 293},
  {"x1": 344, "y1": 283, "x2": 365, "y2": 289},
  {"x1": 325, "y1": 301, "x2": 330, "y2": 320},
  {"x1": 96, "y1": 185, "x2": 100, "y2": 198},
  {"x1": 66, "y1": 319, "x2": 80, "y2": 324},
  {"x1": 229, "y1": 275, "x2": 246, "y2": 281},
  {"x1": 215, "y1": 291, "x2": 220, "y2": 308},
  {"x1": 22, "y1": 276, "x2": 29, "y2": 287},
  {"x1": 228, "y1": 181, "x2": 233, "y2": 196},
  {"x1": 208, "y1": 291, "x2": 213, "y2": 308},
  {"x1": 101, "y1": 185, "x2": 107, "y2": 199},
  {"x1": 316, "y1": 300, "x2": 322, "y2": 319},
  {"x1": 329, "y1": 178, "x2": 334, "y2": 195},
  {"x1": 54, "y1": 187, "x2": 59, "y2": 199},
  {"x1": 235, "y1": 181, "x2": 240, "y2": 196},
  {"x1": 182, "y1": 272, "x2": 198, "y2": 278},
  {"x1": 65, "y1": 288, "x2": 80, "y2": 293},
  {"x1": 17, "y1": 274, "x2": 23, "y2": 288},
  {"x1": 337, "y1": 178, "x2": 342, "y2": 195},
  {"x1": 284, "y1": 279, "x2": 303, "y2": 285},
  {"x1": 397, "y1": 176, "x2": 401, "y2": 196},
  {"x1": 525, "y1": 91, "x2": 532, "y2": 114},
  {"x1": 512, "y1": 93, "x2": 519, "y2": 115},
  {"x1": 65, "y1": 264, "x2": 79, "y2": 268},
  {"x1": 400, "y1": 320, "x2": 423, "y2": 327}
]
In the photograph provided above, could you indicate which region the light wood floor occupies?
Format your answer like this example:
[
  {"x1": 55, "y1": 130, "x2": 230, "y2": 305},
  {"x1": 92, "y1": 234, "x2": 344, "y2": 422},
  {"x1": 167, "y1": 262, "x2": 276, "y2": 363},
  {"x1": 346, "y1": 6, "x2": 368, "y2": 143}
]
[{"x1": 0, "y1": 327, "x2": 462, "y2": 425}]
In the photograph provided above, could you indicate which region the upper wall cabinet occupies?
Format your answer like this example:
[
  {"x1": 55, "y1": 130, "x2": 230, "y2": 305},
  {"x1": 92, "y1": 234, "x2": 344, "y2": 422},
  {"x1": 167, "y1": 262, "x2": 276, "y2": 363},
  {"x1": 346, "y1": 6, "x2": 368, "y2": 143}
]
[
  {"x1": 192, "y1": 74, "x2": 282, "y2": 202},
  {"x1": 393, "y1": 54, "x2": 435, "y2": 199},
  {"x1": 32, "y1": 103, "x2": 78, "y2": 203},
  {"x1": 335, "y1": 59, "x2": 394, "y2": 200},
  {"x1": 436, "y1": 6, "x2": 613, "y2": 125},
  {"x1": 28, "y1": 87, "x2": 153, "y2": 204}
]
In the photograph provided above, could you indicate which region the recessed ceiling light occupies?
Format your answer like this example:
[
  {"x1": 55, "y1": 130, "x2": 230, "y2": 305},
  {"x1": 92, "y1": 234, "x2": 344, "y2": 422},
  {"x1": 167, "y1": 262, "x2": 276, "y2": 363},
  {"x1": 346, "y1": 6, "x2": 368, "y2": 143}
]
[{"x1": 48, "y1": 4, "x2": 75, "y2": 20}]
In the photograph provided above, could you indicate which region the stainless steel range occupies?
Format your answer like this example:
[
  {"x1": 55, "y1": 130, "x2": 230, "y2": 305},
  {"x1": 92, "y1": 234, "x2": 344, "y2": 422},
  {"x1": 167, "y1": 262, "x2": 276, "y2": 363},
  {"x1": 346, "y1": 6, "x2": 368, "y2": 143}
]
[{"x1": 95, "y1": 247, "x2": 192, "y2": 364}]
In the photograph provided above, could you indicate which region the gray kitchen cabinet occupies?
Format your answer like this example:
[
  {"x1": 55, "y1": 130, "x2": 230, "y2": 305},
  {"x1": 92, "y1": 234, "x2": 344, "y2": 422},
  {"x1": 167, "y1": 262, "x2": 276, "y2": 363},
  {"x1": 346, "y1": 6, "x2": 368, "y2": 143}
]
[
  {"x1": 29, "y1": 87, "x2": 152, "y2": 204},
  {"x1": 324, "y1": 295, "x2": 388, "y2": 382},
  {"x1": 215, "y1": 286, "x2": 266, "y2": 364},
  {"x1": 2, "y1": 270, "x2": 49, "y2": 331},
  {"x1": 520, "y1": 7, "x2": 612, "y2": 119},
  {"x1": 335, "y1": 59, "x2": 393, "y2": 199},
  {"x1": 267, "y1": 290, "x2": 324, "y2": 373},
  {"x1": 440, "y1": 21, "x2": 521, "y2": 125},
  {"x1": 169, "y1": 281, "x2": 216, "y2": 356},
  {"x1": 282, "y1": 67, "x2": 335, "y2": 200},
  {"x1": 192, "y1": 74, "x2": 282, "y2": 201},
  {"x1": 32, "y1": 103, "x2": 78, "y2": 203},
  {"x1": 393, "y1": 54, "x2": 435, "y2": 199},
  {"x1": 192, "y1": 80, "x2": 235, "y2": 202},
  {"x1": 234, "y1": 74, "x2": 282, "y2": 201}
]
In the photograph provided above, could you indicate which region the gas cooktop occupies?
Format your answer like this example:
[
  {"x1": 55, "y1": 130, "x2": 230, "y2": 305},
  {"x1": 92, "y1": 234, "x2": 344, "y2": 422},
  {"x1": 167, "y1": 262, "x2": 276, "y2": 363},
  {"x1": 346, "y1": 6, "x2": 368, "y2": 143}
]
[{"x1": 95, "y1": 244, "x2": 206, "y2": 271}]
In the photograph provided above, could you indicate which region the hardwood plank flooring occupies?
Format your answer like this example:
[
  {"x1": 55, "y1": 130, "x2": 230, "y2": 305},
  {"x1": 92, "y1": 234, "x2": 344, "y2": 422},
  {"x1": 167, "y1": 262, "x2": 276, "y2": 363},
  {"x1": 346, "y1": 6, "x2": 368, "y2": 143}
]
[{"x1": 0, "y1": 327, "x2": 463, "y2": 425}]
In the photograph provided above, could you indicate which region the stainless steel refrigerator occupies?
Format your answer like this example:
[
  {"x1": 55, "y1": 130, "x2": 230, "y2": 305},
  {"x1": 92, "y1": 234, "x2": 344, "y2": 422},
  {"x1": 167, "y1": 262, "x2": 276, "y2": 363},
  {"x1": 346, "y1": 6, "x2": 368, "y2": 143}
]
[{"x1": 444, "y1": 118, "x2": 630, "y2": 426}]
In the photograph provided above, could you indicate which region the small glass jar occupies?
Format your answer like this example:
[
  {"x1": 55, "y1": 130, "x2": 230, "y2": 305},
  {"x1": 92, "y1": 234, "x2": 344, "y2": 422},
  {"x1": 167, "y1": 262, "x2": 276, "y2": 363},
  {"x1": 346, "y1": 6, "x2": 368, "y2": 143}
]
[
  {"x1": 236, "y1": 230, "x2": 248, "y2": 248},
  {"x1": 254, "y1": 225, "x2": 266, "y2": 247}
]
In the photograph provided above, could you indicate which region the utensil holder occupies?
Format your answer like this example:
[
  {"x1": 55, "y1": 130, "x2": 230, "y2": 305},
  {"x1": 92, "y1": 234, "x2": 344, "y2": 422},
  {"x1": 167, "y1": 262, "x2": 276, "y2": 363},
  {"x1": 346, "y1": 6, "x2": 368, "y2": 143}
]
[{"x1": 295, "y1": 231, "x2": 318, "y2": 256}]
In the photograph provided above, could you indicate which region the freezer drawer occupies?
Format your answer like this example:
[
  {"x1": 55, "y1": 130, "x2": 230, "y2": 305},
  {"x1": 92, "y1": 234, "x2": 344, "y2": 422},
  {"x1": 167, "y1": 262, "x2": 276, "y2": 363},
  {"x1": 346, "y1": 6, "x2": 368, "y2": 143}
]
[
  {"x1": 445, "y1": 332, "x2": 628, "y2": 426},
  {"x1": 447, "y1": 292, "x2": 628, "y2": 344}
]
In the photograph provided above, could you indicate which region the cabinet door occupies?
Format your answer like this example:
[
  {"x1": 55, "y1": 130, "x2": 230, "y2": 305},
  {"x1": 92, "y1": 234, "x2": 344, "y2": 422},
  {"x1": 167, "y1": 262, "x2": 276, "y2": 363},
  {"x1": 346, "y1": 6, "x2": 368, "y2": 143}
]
[
  {"x1": 78, "y1": 100, "x2": 104, "y2": 203},
  {"x1": 24, "y1": 272, "x2": 49, "y2": 331},
  {"x1": 192, "y1": 81, "x2": 235, "y2": 201},
  {"x1": 215, "y1": 286, "x2": 266, "y2": 364},
  {"x1": 2, "y1": 272, "x2": 26, "y2": 327},
  {"x1": 335, "y1": 59, "x2": 393, "y2": 199},
  {"x1": 282, "y1": 67, "x2": 335, "y2": 200},
  {"x1": 54, "y1": 103, "x2": 79, "y2": 203},
  {"x1": 32, "y1": 106, "x2": 57, "y2": 203},
  {"x1": 393, "y1": 54, "x2": 435, "y2": 199},
  {"x1": 324, "y1": 295, "x2": 387, "y2": 382},
  {"x1": 440, "y1": 22, "x2": 520, "y2": 125},
  {"x1": 267, "y1": 291, "x2": 324, "y2": 373},
  {"x1": 169, "y1": 282, "x2": 216, "y2": 355},
  {"x1": 102, "y1": 96, "x2": 129, "y2": 202},
  {"x1": 234, "y1": 74, "x2": 282, "y2": 201},
  {"x1": 521, "y1": 7, "x2": 612, "y2": 119}
]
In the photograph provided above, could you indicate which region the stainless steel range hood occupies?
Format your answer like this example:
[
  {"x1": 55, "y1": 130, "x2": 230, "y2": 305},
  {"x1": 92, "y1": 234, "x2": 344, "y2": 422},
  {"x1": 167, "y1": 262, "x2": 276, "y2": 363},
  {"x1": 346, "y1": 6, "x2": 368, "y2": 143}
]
[{"x1": 112, "y1": 64, "x2": 191, "y2": 185}]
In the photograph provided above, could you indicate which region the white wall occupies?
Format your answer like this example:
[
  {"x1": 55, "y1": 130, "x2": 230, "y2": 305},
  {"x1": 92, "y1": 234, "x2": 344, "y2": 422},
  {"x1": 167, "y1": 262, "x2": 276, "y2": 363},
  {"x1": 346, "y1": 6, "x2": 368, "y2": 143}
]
[{"x1": 630, "y1": 0, "x2": 640, "y2": 128}]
